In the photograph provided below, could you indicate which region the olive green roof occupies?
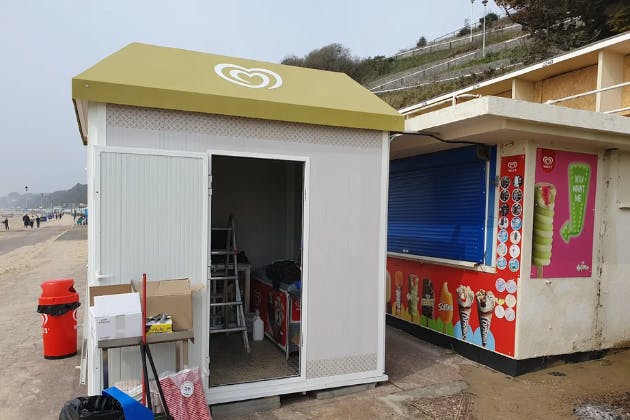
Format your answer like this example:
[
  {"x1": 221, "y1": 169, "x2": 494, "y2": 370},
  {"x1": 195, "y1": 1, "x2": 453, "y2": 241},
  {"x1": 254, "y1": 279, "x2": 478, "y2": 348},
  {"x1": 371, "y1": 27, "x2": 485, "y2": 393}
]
[{"x1": 72, "y1": 43, "x2": 403, "y2": 143}]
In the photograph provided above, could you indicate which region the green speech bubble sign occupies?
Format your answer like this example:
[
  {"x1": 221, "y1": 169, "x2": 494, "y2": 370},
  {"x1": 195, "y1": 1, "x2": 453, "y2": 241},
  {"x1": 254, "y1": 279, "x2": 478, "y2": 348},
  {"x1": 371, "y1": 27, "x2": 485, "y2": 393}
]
[{"x1": 560, "y1": 163, "x2": 590, "y2": 243}]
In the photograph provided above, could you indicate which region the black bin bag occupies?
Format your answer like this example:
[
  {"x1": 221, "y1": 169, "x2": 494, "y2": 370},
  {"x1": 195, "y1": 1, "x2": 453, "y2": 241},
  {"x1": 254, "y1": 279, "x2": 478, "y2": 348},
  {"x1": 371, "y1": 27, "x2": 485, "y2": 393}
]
[{"x1": 59, "y1": 396, "x2": 124, "y2": 420}]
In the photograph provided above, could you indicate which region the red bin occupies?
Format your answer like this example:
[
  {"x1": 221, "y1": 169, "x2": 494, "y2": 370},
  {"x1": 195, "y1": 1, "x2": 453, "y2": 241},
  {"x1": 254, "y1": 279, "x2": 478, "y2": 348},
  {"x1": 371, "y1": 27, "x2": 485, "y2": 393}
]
[{"x1": 37, "y1": 279, "x2": 81, "y2": 359}]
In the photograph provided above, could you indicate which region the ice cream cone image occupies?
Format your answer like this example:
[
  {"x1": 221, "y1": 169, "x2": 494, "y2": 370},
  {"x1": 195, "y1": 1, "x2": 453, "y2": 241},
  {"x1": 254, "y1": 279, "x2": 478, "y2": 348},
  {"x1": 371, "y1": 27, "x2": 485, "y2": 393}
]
[
  {"x1": 532, "y1": 183, "x2": 557, "y2": 277},
  {"x1": 455, "y1": 285, "x2": 474, "y2": 340},
  {"x1": 407, "y1": 275, "x2": 420, "y2": 323},
  {"x1": 475, "y1": 289, "x2": 496, "y2": 347},
  {"x1": 394, "y1": 271, "x2": 403, "y2": 316},
  {"x1": 438, "y1": 282, "x2": 453, "y2": 333},
  {"x1": 386, "y1": 271, "x2": 392, "y2": 314},
  {"x1": 421, "y1": 278, "x2": 434, "y2": 327}
]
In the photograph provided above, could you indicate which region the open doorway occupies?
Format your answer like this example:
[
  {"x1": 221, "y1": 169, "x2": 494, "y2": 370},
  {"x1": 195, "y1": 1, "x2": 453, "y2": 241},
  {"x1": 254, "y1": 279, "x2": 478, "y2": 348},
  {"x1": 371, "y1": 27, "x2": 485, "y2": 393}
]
[{"x1": 208, "y1": 153, "x2": 305, "y2": 386}]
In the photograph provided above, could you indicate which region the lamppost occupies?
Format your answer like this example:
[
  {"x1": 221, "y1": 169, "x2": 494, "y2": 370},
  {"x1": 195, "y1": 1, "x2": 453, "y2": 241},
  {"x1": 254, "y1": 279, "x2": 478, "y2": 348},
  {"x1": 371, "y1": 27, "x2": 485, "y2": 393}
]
[
  {"x1": 24, "y1": 185, "x2": 28, "y2": 211},
  {"x1": 482, "y1": 0, "x2": 488, "y2": 57},
  {"x1": 41, "y1": 193, "x2": 52, "y2": 216},
  {"x1": 470, "y1": 0, "x2": 475, "y2": 43}
]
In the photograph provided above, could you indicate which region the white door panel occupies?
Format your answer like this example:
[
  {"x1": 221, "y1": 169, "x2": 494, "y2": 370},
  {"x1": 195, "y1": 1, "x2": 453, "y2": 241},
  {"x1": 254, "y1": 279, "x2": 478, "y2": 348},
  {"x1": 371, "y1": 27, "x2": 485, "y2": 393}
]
[{"x1": 93, "y1": 147, "x2": 208, "y2": 389}]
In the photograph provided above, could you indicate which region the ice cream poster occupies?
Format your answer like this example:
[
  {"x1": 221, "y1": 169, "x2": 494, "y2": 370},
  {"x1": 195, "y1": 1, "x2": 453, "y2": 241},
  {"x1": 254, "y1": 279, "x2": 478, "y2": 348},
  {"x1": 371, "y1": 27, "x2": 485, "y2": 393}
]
[
  {"x1": 386, "y1": 257, "x2": 516, "y2": 357},
  {"x1": 531, "y1": 149, "x2": 597, "y2": 278}
]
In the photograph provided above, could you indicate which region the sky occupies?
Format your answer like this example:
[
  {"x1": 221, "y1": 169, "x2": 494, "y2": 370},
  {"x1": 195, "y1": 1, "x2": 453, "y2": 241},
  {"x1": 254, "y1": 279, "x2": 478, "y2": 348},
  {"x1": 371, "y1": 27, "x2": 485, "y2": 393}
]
[{"x1": 0, "y1": 0, "x2": 502, "y2": 197}]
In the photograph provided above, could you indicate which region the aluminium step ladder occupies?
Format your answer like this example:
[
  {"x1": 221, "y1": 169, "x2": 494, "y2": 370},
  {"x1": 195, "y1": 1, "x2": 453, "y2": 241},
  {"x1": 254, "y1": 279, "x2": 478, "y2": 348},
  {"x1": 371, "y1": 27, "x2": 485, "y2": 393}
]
[{"x1": 209, "y1": 215, "x2": 250, "y2": 353}]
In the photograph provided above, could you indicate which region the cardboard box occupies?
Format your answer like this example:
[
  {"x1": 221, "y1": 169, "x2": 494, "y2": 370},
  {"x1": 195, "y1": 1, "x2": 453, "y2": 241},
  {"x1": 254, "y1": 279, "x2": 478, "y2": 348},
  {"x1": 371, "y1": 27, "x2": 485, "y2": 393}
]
[
  {"x1": 137, "y1": 278, "x2": 193, "y2": 331},
  {"x1": 90, "y1": 291, "x2": 142, "y2": 341},
  {"x1": 89, "y1": 284, "x2": 133, "y2": 306}
]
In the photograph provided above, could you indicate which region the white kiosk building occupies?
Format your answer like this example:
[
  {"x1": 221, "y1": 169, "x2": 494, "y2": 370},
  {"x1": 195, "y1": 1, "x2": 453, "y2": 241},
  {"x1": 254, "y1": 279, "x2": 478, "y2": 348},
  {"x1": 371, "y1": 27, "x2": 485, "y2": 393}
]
[{"x1": 73, "y1": 43, "x2": 403, "y2": 404}]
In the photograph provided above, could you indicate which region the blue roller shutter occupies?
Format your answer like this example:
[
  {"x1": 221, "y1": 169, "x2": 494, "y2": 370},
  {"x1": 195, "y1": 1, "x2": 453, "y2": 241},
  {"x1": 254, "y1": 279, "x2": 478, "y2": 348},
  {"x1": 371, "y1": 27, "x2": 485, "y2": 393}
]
[{"x1": 388, "y1": 146, "x2": 494, "y2": 264}]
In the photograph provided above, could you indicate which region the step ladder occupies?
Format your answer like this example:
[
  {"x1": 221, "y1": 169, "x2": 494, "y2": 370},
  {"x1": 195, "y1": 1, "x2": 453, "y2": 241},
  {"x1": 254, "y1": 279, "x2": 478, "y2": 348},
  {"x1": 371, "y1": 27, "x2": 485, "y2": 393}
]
[{"x1": 209, "y1": 215, "x2": 250, "y2": 353}]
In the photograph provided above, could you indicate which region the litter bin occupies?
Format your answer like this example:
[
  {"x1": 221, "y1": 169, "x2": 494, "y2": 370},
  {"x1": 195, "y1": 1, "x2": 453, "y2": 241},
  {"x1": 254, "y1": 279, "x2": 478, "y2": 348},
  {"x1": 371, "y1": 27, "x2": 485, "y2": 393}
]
[{"x1": 37, "y1": 278, "x2": 80, "y2": 359}]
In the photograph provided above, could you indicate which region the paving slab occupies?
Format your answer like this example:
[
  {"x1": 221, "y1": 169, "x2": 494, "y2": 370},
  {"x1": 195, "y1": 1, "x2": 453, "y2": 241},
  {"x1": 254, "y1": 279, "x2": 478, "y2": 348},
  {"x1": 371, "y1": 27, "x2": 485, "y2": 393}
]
[
  {"x1": 212, "y1": 396, "x2": 280, "y2": 418},
  {"x1": 0, "y1": 225, "x2": 68, "y2": 255},
  {"x1": 314, "y1": 383, "x2": 376, "y2": 400},
  {"x1": 385, "y1": 326, "x2": 469, "y2": 391},
  {"x1": 55, "y1": 226, "x2": 87, "y2": 241}
]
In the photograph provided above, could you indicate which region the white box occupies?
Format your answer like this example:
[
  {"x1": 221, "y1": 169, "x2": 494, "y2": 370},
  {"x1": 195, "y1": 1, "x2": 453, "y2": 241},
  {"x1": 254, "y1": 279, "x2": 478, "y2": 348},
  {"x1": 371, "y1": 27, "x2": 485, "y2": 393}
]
[{"x1": 91, "y1": 292, "x2": 143, "y2": 341}]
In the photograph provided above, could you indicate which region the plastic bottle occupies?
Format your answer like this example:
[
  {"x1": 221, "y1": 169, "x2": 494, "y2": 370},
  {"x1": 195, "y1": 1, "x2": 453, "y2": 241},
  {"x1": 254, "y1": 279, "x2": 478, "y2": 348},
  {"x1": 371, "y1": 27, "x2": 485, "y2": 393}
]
[{"x1": 253, "y1": 310, "x2": 264, "y2": 341}]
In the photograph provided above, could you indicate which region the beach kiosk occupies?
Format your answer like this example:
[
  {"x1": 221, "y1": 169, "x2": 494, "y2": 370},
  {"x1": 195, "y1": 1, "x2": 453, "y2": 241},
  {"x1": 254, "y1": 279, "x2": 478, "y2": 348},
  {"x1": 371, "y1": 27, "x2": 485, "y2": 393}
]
[
  {"x1": 72, "y1": 43, "x2": 403, "y2": 404},
  {"x1": 385, "y1": 32, "x2": 630, "y2": 374}
]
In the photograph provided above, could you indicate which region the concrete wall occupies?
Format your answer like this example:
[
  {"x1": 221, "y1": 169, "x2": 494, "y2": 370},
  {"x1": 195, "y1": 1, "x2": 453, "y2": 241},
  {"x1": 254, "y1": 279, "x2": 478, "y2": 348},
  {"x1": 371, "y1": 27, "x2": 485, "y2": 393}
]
[
  {"x1": 514, "y1": 142, "x2": 627, "y2": 359},
  {"x1": 598, "y1": 150, "x2": 630, "y2": 348}
]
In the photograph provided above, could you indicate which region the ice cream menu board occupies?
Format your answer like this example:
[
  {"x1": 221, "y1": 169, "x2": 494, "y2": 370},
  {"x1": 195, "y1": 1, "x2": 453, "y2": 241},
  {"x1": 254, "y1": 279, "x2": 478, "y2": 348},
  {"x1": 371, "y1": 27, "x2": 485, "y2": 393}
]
[
  {"x1": 531, "y1": 149, "x2": 597, "y2": 278},
  {"x1": 497, "y1": 155, "x2": 525, "y2": 279},
  {"x1": 386, "y1": 259, "x2": 517, "y2": 357}
]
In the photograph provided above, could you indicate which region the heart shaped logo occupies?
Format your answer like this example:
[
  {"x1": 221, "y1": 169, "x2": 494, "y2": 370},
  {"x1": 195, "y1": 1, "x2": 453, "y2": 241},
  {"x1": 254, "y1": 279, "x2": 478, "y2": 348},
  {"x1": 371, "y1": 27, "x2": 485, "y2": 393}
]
[
  {"x1": 507, "y1": 161, "x2": 518, "y2": 172},
  {"x1": 540, "y1": 149, "x2": 556, "y2": 172},
  {"x1": 214, "y1": 63, "x2": 283, "y2": 89}
]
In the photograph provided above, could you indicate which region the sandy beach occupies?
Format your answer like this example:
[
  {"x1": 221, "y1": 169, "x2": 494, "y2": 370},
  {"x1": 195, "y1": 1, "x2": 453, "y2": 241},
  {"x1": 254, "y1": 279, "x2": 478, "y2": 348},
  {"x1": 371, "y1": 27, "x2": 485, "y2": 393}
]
[{"x1": 0, "y1": 223, "x2": 87, "y2": 419}]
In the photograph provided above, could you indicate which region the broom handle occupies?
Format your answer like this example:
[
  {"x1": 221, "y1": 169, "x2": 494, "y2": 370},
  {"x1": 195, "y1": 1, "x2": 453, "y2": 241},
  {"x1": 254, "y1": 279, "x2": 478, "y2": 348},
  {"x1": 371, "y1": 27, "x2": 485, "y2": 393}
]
[
  {"x1": 140, "y1": 343, "x2": 152, "y2": 409},
  {"x1": 145, "y1": 343, "x2": 172, "y2": 419}
]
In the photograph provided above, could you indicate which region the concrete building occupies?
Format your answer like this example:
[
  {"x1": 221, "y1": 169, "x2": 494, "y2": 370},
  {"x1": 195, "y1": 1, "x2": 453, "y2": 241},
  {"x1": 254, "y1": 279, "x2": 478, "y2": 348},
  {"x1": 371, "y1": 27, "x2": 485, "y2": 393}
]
[{"x1": 387, "y1": 32, "x2": 630, "y2": 373}]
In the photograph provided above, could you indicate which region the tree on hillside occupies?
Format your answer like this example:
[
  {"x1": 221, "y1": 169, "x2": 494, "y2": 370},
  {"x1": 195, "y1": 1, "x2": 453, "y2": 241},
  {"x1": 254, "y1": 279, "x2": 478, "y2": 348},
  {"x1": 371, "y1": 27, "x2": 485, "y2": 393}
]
[
  {"x1": 281, "y1": 55, "x2": 305, "y2": 67},
  {"x1": 416, "y1": 36, "x2": 427, "y2": 48},
  {"x1": 284, "y1": 43, "x2": 395, "y2": 84},
  {"x1": 496, "y1": 0, "x2": 630, "y2": 61},
  {"x1": 609, "y1": 4, "x2": 630, "y2": 32},
  {"x1": 282, "y1": 44, "x2": 358, "y2": 75},
  {"x1": 282, "y1": 43, "x2": 374, "y2": 82},
  {"x1": 480, "y1": 13, "x2": 500, "y2": 27}
]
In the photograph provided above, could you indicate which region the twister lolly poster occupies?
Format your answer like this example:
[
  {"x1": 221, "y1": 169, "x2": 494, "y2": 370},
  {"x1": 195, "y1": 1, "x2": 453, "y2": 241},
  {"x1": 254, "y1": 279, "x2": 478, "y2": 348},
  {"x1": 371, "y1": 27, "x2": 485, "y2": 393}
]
[{"x1": 531, "y1": 149, "x2": 598, "y2": 278}]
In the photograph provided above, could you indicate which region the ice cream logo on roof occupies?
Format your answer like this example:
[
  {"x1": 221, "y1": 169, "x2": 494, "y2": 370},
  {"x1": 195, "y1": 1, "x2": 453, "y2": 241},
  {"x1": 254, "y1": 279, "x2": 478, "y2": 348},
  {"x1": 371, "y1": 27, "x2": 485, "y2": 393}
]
[{"x1": 214, "y1": 63, "x2": 283, "y2": 89}]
